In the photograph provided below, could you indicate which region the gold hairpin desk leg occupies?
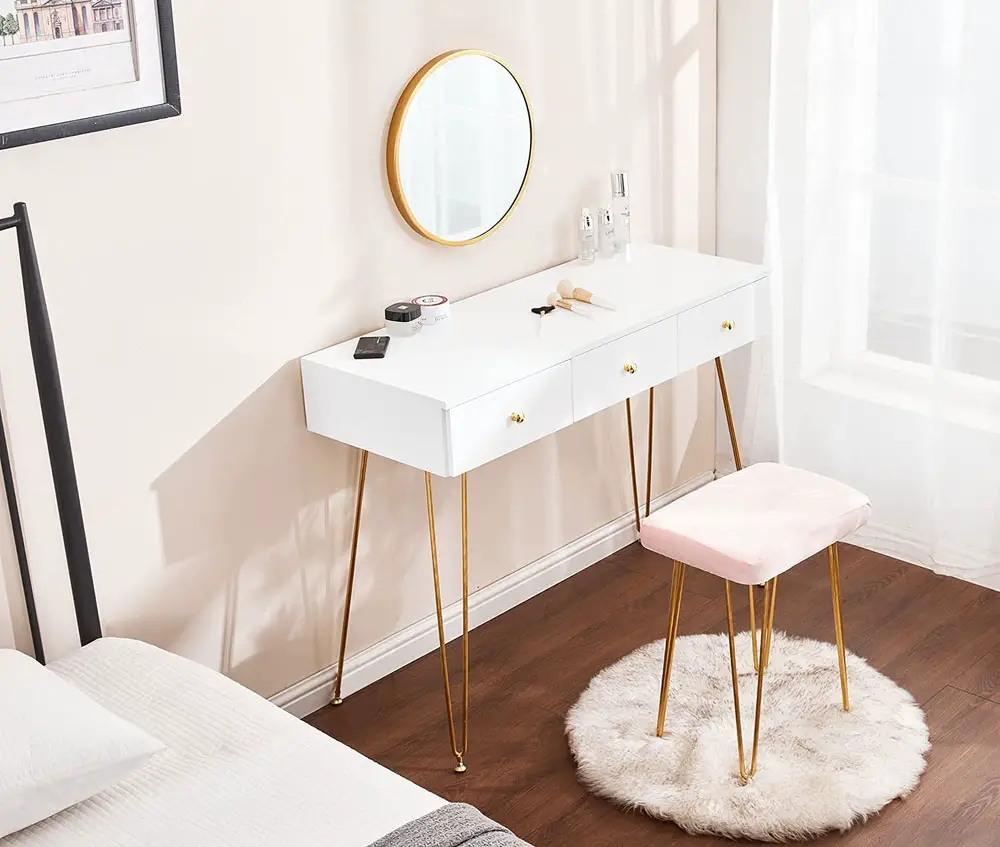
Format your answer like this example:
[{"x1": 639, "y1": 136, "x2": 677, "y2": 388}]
[
  {"x1": 645, "y1": 388, "x2": 655, "y2": 518},
  {"x1": 715, "y1": 355, "x2": 759, "y2": 668},
  {"x1": 625, "y1": 398, "x2": 642, "y2": 533},
  {"x1": 332, "y1": 449, "x2": 369, "y2": 706},
  {"x1": 426, "y1": 472, "x2": 470, "y2": 773},
  {"x1": 715, "y1": 356, "x2": 742, "y2": 472}
]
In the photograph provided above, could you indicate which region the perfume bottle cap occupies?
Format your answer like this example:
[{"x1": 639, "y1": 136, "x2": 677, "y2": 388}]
[
  {"x1": 384, "y1": 301, "x2": 421, "y2": 323},
  {"x1": 579, "y1": 207, "x2": 594, "y2": 230},
  {"x1": 599, "y1": 206, "x2": 613, "y2": 225},
  {"x1": 610, "y1": 171, "x2": 629, "y2": 197}
]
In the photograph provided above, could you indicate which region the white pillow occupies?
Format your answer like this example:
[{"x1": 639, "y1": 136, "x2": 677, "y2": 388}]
[{"x1": 0, "y1": 648, "x2": 163, "y2": 837}]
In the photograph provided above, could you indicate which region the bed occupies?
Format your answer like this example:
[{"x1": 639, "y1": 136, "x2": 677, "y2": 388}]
[
  {"x1": 1, "y1": 208, "x2": 528, "y2": 846},
  {"x1": 7, "y1": 637, "x2": 445, "y2": 846}
]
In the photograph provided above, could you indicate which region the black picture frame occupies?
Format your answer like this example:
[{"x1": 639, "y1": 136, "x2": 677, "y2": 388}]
[{"x1": 0, "y1": 0, "x2": 180, "y2": 151}]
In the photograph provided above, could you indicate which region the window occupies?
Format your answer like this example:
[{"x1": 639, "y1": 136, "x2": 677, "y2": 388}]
[
  {"x1": 861, "y1": 2, "x2": 1000, "y2": 383},
  {"x1": 71, "y1": 4, "x2": 79, "y2": 34},
  {"x1": 32, "y1": 11, "x2": 39, "y2": 35},
  {"x1": 82, "y1": 6, "x2": 88, "y2": 30},
  {"x1": 23, "y1": 12, "x2": 29, "y2": 37}
]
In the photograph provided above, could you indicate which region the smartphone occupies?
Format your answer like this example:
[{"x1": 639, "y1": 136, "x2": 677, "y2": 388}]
[{"x1": 353, "y1": 336, "x2": 390, "y2": 360}]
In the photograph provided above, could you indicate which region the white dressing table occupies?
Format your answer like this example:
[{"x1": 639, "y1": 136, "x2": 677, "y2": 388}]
[{"x1": 300, "y1": 243, "x2": 766, "y2": 772}]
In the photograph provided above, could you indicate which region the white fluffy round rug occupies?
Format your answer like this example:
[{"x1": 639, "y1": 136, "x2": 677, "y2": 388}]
[{"x1": 566, "y1": 632, "x2": 929, "y2": 842}]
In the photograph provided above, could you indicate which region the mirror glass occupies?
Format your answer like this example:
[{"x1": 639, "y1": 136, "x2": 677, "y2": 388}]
[{"x1": 388, "y1": 52, "x2": 532, "y2": 245}]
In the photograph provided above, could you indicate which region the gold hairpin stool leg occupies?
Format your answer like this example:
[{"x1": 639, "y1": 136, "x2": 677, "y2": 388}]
[
  {"x1": 425, "y1": 472, "x2": 471, "y2": 774},
  {"x1": 749, "y1": 578, "x2": 777, "y2": 776},
  {"x1": 655, "y1": 560, "x2": 687, "y2": 737},
  {"x1": 725, "y1": 576, "x2": 778, "y2": 783},
  {"x1": 724, "y1": 580, "x2": 748, "y2": 778},
  {"x1": 828, "y1": 543, "x2": 851, "y2": 711},
  {"x1": 332, "y1": 449, "x2": 369, "y2": 706}
]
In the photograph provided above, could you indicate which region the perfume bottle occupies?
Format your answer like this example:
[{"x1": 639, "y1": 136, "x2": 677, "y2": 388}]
[
  {"x1": 578, "y1": 207, "x2": 596, "y2": 264},
  {"x1": 597, "y1": 207, "x2": 615, "y2": 258},
  {"x1": 610, "y1": 171, "x2": 631, "y2": 259}
]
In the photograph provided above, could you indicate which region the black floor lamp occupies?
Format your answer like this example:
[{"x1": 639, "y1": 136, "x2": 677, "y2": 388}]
[{"x1": 0, "y1": 203, "x2": 102, "y2": 661}]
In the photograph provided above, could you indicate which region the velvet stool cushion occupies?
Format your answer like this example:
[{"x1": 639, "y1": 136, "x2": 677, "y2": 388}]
[{"x1": 640, "y1": 462, "x2": 871, "y2": 585}]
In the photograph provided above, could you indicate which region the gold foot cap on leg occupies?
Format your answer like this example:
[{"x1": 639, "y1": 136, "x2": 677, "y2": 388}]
[
  {"x1": 454, "y1": 759, "x2": 467, "y2": 774},
  {"x1": 332, "y1": 697, "x2": 343, "y2": 706}
]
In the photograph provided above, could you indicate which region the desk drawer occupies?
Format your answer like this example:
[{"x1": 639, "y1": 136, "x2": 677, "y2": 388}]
[
  {"x1": 571, "y1": 318, "x2": 678, "y2": 422},
  {"x1": 447, "y1": 363, "x2": 573, "y2": 475},
  {"x1": 677, "y1": 284, "x2": 755, "y2": 372}
]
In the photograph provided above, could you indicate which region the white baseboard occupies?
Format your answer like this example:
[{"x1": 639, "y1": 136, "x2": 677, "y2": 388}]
[{"x1": 272, "y1": 471, "x2": 713, "y2": 718}]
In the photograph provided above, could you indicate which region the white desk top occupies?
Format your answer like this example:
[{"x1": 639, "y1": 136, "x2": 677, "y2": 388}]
[{"x1": 303, "y1": 244, "x2": 766, "y2": 410}]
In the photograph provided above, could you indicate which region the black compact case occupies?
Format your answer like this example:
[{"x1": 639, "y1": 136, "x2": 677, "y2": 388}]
[{"x1": 353, "y1": 336, "x2": 390, "y2": 359}]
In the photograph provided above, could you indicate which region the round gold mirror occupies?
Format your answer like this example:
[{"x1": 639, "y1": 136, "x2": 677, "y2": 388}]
[{"x1": 386, "y1": 50, "x2": 533, "y2": 246}]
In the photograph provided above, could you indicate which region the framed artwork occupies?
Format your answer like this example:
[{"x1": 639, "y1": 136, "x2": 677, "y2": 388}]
[{"x1": 0, "y1": 0, "x2": 179, "y2": 149}]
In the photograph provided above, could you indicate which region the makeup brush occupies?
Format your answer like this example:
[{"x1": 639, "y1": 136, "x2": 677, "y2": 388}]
[
  {"x1": 557, "y1": 279, "x2": 616, "y2": 310},
  {"x1": 547, "y1": 292, "x2": 592, "y2": 317}
]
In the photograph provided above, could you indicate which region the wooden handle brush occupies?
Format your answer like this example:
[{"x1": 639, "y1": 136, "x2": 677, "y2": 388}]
[
  {"x1": 547, "y1": 292, "x2": 592, "y2": 317},
  {"x1": 557, "y1": 279, "x2": 616, "y2": 310}
]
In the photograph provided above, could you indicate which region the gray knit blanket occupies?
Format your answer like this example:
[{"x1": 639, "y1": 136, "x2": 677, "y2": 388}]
[{"x1": 368, "y1": 803, "x2": 532, "y2": 847}]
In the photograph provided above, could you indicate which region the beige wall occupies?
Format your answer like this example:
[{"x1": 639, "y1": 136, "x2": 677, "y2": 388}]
[
  {"x1": 0, "y1": 379, "x2": 30, "y2": 650},
  {"x1": 0, "y1": 526, "x2": 19, "y2": 649},
  {"x1": 715, "y1": 0, "x2": 773, "y2": 465},
  {"x1": 717, "y1": 0, "x2": 771, "y2": 264},
  {"x1": 0, "y1": 0, "x2": 718, "y2": 698}
]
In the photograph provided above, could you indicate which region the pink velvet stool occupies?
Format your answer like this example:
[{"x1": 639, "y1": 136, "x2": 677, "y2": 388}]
[{"x1": 639, "y1": 462, "x2": 871, "y2": 784}]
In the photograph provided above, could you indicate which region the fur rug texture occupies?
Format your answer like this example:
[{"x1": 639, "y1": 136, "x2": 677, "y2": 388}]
[{"x1": 566, "y1": 632, "x2": 929, "y2": 842}]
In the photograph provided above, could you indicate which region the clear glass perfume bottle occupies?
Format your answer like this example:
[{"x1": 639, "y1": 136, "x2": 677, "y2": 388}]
[
  {"x1": 597, "y1": 207, "x2": 615, "y2": 258},
  {"x1": 610, "y1": 171, "x2": 631, "y2": 259},
  {"x1": 578, "y1": 207, "x2": 596, "y2": 263}
]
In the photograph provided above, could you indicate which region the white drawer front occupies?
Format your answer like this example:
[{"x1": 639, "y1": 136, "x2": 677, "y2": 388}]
[
  {"x1": 447, "y1": 363, "x2": 573, "y2": 475},
  {"x1": 677, "y1": 284, "x2": 756, "y2": 373},
  {"x1": 571, "y1": 318, "x2": 679, "y2": 422}
]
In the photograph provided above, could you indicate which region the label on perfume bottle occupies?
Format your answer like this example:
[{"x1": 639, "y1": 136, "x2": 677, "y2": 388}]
[
  {"x1": 614, "y1": 202, "x2": 631, "y2": 252},
  {"x1": 598, "y1": 207, "x2": 615, "y2": 257}
]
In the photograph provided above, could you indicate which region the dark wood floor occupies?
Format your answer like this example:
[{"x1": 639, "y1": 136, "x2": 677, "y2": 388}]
[{"x1": 308, "y1": 543, "x2": 1000, "y2": 845}]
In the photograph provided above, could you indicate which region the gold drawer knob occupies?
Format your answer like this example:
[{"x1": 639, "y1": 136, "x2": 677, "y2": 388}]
[
  {"x1": 624, "y1": 362, "x2": 637, "y2": 374},
  {"x1": 721, "y1": 320, "x2": 735, "y2": 331},
  {"x1": 510, "y1": 412, "x2": 525, "y2": 424}
]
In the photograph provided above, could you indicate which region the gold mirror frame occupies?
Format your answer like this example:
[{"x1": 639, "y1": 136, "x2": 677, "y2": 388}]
[{"x1": 386, "y1": 50, "x2": 534, "y2": 247}]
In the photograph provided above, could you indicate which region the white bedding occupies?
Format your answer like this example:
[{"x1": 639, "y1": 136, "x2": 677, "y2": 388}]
[{"x1": 7, "y1": 638, "x2": 445, "y2": 846}]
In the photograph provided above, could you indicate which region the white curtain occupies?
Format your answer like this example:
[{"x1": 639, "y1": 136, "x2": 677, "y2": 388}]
[{"x1": 762, "y1": 0, "x2": 1000, "y2": 590}]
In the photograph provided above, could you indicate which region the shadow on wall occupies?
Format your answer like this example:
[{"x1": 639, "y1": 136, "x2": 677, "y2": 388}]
[{"x1": 119, "y1": 361, "x2": 412, "y2": 695}]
